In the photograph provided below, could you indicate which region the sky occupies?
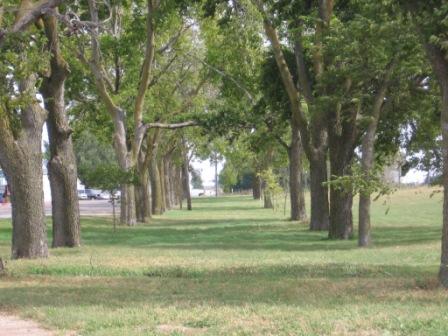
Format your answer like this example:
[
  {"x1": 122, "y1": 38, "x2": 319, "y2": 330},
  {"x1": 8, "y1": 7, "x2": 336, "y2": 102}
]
[{"x1": 190, "y1": 157, "x2": 224, "y2": 188}]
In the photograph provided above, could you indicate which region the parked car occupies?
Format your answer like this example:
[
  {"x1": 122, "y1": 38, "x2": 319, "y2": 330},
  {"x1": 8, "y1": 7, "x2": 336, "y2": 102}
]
[
  {"x1": 77, "y1": 190, "x2": 88, "y2": 200},
  {"x1": 85, "y1": 189, "x2": 102, "y2": 200},
  {"x1": 97, "y1": 191, "x2": 111, "y2": 200}
]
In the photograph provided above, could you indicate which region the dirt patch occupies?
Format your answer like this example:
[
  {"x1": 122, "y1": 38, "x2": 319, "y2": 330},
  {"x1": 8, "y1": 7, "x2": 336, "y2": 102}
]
[{"x1": 0, "y1": 315, "x2": 54, "y2": 336}]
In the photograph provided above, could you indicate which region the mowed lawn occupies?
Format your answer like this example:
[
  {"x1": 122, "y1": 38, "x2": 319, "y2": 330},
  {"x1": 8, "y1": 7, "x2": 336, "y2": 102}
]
[{"x1": 0, "y1": 187, "x2": 447, "y2": 335}]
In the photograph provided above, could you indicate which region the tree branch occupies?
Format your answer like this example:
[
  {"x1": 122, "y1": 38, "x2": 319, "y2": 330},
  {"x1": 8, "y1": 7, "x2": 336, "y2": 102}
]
[
  {"x1": 294, "y1": 31, "x2": 314, "y2": 105},
  {"x1": 157, "y1": 23, "x2": 191, "y2": 54},
  {"x1": 146, "y1": 120, "x2": 198, "y2": 129},
  {"x1": 148, "y1": 54, "x2": 178, "y2": 89},
  {"x1": 0, "y1": 0, "x2": 64, "y2": 47}
]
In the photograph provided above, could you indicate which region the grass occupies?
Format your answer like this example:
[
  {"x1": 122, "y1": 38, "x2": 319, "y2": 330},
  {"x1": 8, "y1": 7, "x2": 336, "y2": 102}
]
[{"x1": 0, "y1": 187, "x2": 447, "y2": 335}]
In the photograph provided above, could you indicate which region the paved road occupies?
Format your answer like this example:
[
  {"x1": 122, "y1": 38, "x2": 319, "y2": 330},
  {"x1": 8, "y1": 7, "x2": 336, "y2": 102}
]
[{"x1": 0, "y1": 200, "x2": 115, "y2": 219}]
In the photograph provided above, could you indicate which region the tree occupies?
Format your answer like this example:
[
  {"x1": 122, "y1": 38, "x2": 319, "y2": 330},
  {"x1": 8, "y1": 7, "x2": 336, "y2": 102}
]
[
  {"x1": 191, "y1": 168, "x2": 203, "y2": 189},
  {"x1": 0, "y1": 0, "x2": 53, "y2": 258},
  {"x1": 40, "y1": 14, "x2": 80, "y2": 248},
  {"x1": 70, "y1": 0, "x2": 207, "y2": 224},
  {"x1": 83, "y1": 165, "x2": 136, "y2": 230},
  {"x1": 404, "y1": 0, "x2": 448, "y2": 287},
  {"x1": 73, "y1": 130, "x2": 117, "y2": 188}
]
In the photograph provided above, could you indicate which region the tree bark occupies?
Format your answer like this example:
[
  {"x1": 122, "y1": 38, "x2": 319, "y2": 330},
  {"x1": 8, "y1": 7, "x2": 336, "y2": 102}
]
[
  {"x1": 309, "y1": 152, "x2": 329, "y2": 230},
  {"x1": 40, "y1": 15, "x2": 80, "y2": 248},
  {"x1": 9, "y1": 158, "x2": 49, "y2": 259},
  {"x1": 135, "y1": 168, "x2": 151, "y2": 223},
  {"x1": 289, "y1": 124, "x2": 307, "y2": 221},
  {"x1": 263, "y1": 189, "x2": 273, "y2": 209},
  {"x1": 358, "y1": 63, "x2": 394, "y2": 247},
  {"x1": 182, "y1": 161, "x2": 192, "y2": 211},
  {"x1": 162, "y1": 158, "x2": 172, "y2": 210},
  {"x1": 328, "y1": 102, "x2": 358, "y2": 239},
  {"x1": 159, "y1": 159, "x2": 167, "y2": 213},
  {"x1": 252, "y1": 174, "x2": 262, "y2": 200},
  {"x1": 423, "y1": 41, "x2": 448, "y2": 287},
  {"x1": 151, "y1": 157, "x2": 163, "y2": 215},
  {"x1": 328, "y1": 140, "x2": 355, "y2": 239},
  {"x1": 0, "y1": 78, "x2": 49, "y2": 259},
  {"x1": 176, "y1": 165, "x2": 184, "y2": 209}
]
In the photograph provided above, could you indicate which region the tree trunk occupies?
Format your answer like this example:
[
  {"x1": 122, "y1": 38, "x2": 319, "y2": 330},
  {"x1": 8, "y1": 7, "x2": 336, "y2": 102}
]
[
  {"x1": 135, "y1": 168, "x2": 151, "y2": 223},
  {"x1": 40, "y1": 15, "x2": 80, "y2": 248},
  {"x1": 9, "y1": 159, "x2": 49, "y2": 259},
  {"x1": 151, "y1": 157, "x2": 163, "y2": 215},
  {"x1": 176, "y1": 165, "x2": 183, "y2": 209},
  {"x1": 328, "y1": 105, "x2": 357, "y2": 239},
  {"x1": 358, "y1": 193, "x2": 371, "y2": 246},
  {"x1": 120, "y1": 183, "x2": 136, "y2": 225},
  {"x1": 159, "y1": 160, "x2": 167, "y2": 213},
  {"x1": 182, "y1": 161, "x2": 192, "y2": 211},
  {"x1": 441, "y1": 78, "x2": 448, "y2": 285},
  {"x1": 289, "y1": 126, "x2": 307, "y2": 221},
  {"x1": 328, "y1": 158, "x2": 354, "y2": 239},
  {"x1": 163, "y1": 158, "x2": 171, "y2": 210},
  {"x1": 423, "y1": 42, "x2": 448, "y2": 287},
  {"x1": 309, "y1": 153, "x2": 329, "y2": 230},
  {"x1": 263, "y1": 190, "x2": 273, "y2": 209},
  {"x1": 169, "y1": 162, "x2": 177, "y2": 206},
  {"x1": 113, "y1": 114, "x2": 136, "y2": 226},
  {"x1": 358, "y1": 64, "x2": 393, "y2": 247},
  {"x1": 0, "y1": 78, "x2": 49, "y2": 259},
  {"x1": 252, "y1": 174, "x2": 261, "y2": 200}
]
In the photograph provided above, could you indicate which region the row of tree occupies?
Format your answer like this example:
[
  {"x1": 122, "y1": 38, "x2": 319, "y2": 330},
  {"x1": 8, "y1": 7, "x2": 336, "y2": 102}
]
[{"x1": 1, "y1": 0, "x2": 448, "y2": 287}]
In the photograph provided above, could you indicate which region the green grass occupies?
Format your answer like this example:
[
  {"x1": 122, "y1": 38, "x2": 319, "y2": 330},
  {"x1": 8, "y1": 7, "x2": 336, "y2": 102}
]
[{"x1": 0, "y1": 187, "x2": 447, "y2": 335}]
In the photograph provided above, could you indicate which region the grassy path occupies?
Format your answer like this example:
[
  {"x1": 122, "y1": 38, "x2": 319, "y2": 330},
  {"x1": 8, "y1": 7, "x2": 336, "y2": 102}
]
[{"x1": 0, "y1": 188, "x2": 447, "y2": 335}]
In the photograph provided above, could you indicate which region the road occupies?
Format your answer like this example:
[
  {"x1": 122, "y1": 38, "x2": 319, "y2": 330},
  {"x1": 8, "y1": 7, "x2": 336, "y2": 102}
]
[{"x1": 0, "y1": 200, "x2": 115, "y2": 219}]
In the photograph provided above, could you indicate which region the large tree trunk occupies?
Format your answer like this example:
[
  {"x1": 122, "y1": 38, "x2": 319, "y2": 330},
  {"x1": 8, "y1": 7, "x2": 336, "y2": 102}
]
[
  {"x1": 328, "y1": 149, "x2": 354, "y2": 239},
  {"x1": 9, "y1": 157, "x2": 49, "y2": 259},
  {"x1": 309, "y1": 152, "x2": 329, "y2": 230},
  {"x1": 423, "y1": 42, "x2": 448, "y2": 287},
  {"x1": 289, "y1": 126, "x2": 307, "y2": 221},
  {"x1": 40, "y1": 15, "x2": 80, "y2": 248},
  {"x1": 328, "y1": 104, "x2": 357, "y2": 240},
  {"x1": 0, "y1": 78, "x2": 49, "y2": 259},
  {"x1": 329, "y1": 180, "x2": 353, "y2": 239},
  {"x1": 441, "y1": 79, "x2": 448, "y2": 286}
]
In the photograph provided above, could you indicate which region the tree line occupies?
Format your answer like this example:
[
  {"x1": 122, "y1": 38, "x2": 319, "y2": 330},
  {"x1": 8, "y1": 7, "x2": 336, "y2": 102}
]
[{"x1": 1, "y1": 0, "x2": 448, "y2": 287}]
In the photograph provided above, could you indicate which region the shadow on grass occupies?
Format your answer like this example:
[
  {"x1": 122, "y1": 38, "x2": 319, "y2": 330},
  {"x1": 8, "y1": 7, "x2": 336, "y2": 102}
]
[
  {"x1": 0, "y1": 218, "x2": 441, "y2": 253},
  {"x1": 74, "y1": 221, "x2": 441, "y2": 252},
  {"x1": 0, "y1": 263, "x2": 441, "y2": 311}
]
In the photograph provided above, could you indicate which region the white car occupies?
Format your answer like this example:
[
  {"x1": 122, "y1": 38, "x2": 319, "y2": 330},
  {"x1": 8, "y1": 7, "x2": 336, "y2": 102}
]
[{"x1": 77, "y1": 190, "x2": 88, "y2": 200}]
